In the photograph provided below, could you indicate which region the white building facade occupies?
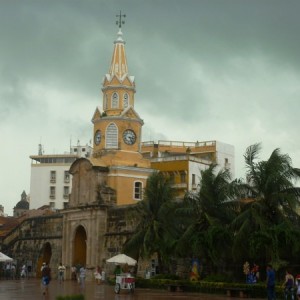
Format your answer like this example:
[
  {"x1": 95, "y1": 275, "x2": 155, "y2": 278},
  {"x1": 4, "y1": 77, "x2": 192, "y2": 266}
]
[
  {"x1": 215, "y1": 141, "x2": 235, "y2": 178},
  {"x1": 29, "y1": 144, "x2": 92, "y2": 210}
]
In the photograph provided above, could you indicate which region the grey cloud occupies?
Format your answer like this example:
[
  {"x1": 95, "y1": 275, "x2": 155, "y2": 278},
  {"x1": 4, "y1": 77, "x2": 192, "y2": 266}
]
[{"x1": 1, "y1": 0, "x2": 300, "y2": 215}]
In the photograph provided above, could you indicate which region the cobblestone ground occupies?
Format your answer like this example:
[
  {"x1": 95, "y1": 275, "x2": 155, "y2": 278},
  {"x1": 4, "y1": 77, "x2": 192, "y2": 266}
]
[{"x1": 0, "y1": 278, "x2": 264, "y2": 300}]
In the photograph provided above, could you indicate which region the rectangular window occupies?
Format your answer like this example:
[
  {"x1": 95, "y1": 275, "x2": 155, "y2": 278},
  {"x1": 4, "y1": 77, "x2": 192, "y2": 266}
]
[
  {"x1": 192, "y1": 174, "x2": 196, "y2": 185},
  {"x1": 134, "y1": 182, "x2": 142, "y2": 200},
  {"x1": 63, "y1": 186, "x2": 69, "y2": 199},
  {"x1": 180, "y1": 172, "x2": 186, "y2": 183},
  {"x1": 64, "y1": 171, "x2": 70, "y2": 183},
  {"x1": 225, "y1": 158, "x2": 230, "y2": 169},
  {"x1": 50, "y1": 186, "x2": 56, "y2": 199},
  {"x1": 50, "y1": 171, "x2": 56, "y2": 183}
]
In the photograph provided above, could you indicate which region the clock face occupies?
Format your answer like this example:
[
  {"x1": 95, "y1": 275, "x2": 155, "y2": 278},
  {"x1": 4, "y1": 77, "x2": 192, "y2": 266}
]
[
  {"x1": 94, "y1": 130, "x2": 101, "y2": 145},
  {"x1": 123, "y1": 129, "x2": 136, "y2": 145}
]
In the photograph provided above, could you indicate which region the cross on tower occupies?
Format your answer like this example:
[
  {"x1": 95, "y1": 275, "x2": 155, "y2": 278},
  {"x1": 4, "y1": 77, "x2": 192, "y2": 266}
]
[{"x1": 116, "y1": 10, "x2": 126, "y2": 28}]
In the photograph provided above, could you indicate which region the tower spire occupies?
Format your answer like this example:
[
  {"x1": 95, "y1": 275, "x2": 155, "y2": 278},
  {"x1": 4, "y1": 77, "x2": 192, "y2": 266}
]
[{"x1": 109, "y1": 11, "x2": 128, "y2": 79}]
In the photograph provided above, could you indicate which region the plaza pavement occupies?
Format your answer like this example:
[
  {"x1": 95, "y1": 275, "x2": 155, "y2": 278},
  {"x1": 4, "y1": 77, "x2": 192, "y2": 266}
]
[{"x1": 0, "y1": 278, "x2": 265, "y2": 300}]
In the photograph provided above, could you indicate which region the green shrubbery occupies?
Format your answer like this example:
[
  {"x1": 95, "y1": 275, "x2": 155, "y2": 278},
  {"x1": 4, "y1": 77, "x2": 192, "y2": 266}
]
[
  {"x1": 151, "y1": 274, "x2": 180, "y2": 280},
  {"x1": 202, "y1": 273, "x2": 234, "y2": 283},
  {"x1": 135, "y1": 277, "x2": 272, "y2": 298}
]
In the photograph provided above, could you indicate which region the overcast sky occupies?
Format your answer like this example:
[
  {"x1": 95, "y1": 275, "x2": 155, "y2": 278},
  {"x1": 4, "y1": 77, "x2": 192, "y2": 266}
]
[{"x1": 1, "y1": 0, "x2": 300, "y2": 216}]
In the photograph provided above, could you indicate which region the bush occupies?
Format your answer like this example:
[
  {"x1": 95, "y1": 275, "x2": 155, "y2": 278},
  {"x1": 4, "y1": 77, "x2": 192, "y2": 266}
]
[
  {"x1": 135, "y1": 277, "x2": 271, "y2": 298},
  {"x1": 202, "y1": 274, "x2": 233, "y2": 283},
  {"x1": 152, "y1": 274, "x2": 180, "y2": 280}
]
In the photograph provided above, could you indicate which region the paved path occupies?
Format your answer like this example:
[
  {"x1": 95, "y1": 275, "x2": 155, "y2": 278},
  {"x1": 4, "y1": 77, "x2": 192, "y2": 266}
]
[{"x1": 0, "y1": 278, "x2": 263, "y2": 300}]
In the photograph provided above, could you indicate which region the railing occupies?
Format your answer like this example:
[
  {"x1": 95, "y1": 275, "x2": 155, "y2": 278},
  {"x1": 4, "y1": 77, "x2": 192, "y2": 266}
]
[
  {"x1": 171, "y1": 183, "x2": 187, "y2": 189},
  {"x1": 142, "y1": 140, "x2": 216, "y2": 148},
  {"x1": 151, "y1": 155, "x2": 211, "y2": 165}
]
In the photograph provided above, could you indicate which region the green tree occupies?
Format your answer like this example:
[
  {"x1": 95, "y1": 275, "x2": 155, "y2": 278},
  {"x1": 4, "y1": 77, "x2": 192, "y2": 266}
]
[
  {"x1": 123, "y1": 171, "x2": 177, "y2": 273},
  {"x1": 176, "y1": 164, "x2": 236, "y2": 269},
  {"x1": 231, "y1": 143, "x2": 300, "y2": 269}
]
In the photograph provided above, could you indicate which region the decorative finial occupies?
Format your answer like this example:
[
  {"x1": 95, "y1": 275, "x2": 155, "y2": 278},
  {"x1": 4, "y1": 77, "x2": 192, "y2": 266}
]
[{"x1": 116, "y1": 10, "x2": 126, "y2": 28}]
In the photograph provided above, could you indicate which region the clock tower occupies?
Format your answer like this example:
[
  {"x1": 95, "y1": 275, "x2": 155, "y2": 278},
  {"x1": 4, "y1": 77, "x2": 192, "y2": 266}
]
[
  {"x1": 92, "y1": 28, "x2": 143, "y2": 155},
  {"x1": 90, "y1": 25, "x2": 152, "y2": 205}
]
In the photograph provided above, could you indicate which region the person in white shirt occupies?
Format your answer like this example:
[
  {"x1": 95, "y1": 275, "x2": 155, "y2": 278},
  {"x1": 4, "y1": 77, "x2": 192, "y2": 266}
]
[
  {"x1": 79, "y1": 266, "x2": 86, "y2": 289},
  {"x1": 58, "y1": 263, "x2": 66, "y2": 284}
]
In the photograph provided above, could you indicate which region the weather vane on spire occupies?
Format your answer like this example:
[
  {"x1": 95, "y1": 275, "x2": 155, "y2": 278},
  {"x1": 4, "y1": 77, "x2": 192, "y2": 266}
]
[{"x1": 116, "y1": 10, "x2": 126, "y2": 28}]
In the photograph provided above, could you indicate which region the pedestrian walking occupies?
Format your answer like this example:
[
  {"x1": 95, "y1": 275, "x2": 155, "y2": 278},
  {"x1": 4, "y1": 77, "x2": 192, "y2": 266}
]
[
  {"x1": 94, "y1": 266, "x2": 102, "y2": 285},
  {"x1": 11, "y1": 264, "x2": 16, "y2": 280},
  {"x1": 58, "y1": 262, "x2": 66, "y2": 284},
  {"x1": 71, "y1": 266, "x2": 77, "y2": 281},
  {"x1": 266, "y1": 264, "x2": 276, "y2": 300},
  {"x1": 76, "y1": 264, "x2": 81, "y2": 283},
  {"x1": 283, "y1": 270, "x2": 295, "y2": 300},
  {"x1": 20, "y1": 264, "x2": 27, "y2": 279},
  {"x1": 295, "y1": 275, "x2": 300, "y2": 300},
  {"x1": 41, "y1": 262, "x2": 51, "y2": 296},
  {"x1": 79, "y1": 265, "x2": 86, "y2": 289}
]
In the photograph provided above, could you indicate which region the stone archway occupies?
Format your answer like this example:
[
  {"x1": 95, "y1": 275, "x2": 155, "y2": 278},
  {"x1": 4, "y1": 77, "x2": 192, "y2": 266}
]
[
  {"x1": 36, "y1": 242, "x2": 52, "y2": 278},
  {"x1": 73, "y1": 225, "x2": 87, "y2": 267}
]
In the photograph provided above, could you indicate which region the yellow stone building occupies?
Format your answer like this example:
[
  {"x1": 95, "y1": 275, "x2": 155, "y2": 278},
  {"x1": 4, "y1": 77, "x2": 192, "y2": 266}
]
[
  {"x1": 90, "y1": 28, "x2": 152, "y2": 205},
  {"x1": 141, "y1": 140, "x2": 234, "y2": 199}
]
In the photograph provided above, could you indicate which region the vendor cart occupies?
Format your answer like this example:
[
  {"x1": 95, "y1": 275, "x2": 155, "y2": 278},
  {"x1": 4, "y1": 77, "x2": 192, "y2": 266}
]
[
  {"x1": 106, "y1": 254, "x2": 137, "y2": 294},
  {"x1": 114, "y1": 273, "x2": 135, "y2": 294}
]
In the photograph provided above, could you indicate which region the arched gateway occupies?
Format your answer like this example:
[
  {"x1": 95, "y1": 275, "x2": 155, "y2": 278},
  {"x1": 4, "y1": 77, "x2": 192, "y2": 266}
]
[{"x1": 73, "y1": 225, "x2": 87, "y2": 266}]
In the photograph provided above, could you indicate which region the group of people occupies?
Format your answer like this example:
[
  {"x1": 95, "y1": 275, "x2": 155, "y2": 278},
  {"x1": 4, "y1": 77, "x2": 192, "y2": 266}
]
[
  {"x1": 71, "y1": 264, "x2": 86, "y2": 286},
  {"x1": 2, "y1": 263, "x2": 17, "y2": 279},
  {"x1": 267, "y1": 264, "x2": 300, "y2": 300},
  {"x1": 245, "y1": 263, "x2": 260, "y2": 284},
  {"x1": 70, "y1": 264, "x2": 105, "y2": 286},
  {"x1": 1, "y1": 263, "x2": 27, "y2": 279}
]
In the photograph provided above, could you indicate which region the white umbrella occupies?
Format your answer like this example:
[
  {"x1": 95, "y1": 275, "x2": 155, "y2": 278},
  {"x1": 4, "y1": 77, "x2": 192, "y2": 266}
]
[
  {"x1": 106, "y1": 254, "x2": 137, "y2": 266},
  {"x1": 0, "y1": 252, "x2": 13, "y2": 262}
]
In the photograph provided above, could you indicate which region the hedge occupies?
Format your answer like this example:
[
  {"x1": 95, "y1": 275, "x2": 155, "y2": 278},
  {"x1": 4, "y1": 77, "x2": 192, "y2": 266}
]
[{"x1": 135, "y1": 278, "x2": 286, "y2": 298}]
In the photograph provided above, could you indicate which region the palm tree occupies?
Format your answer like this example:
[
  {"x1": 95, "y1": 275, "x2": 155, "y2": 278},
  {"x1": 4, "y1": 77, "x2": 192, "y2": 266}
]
[
  {"x1": 231, "y1": 143, "x2": 300, "y2": 269},
  {"x1": 175, "y1": 164, "x2": 236, "y2": 270},
  {"x1": 123, "y1": 171, "x2": 177, "y2": 273}
]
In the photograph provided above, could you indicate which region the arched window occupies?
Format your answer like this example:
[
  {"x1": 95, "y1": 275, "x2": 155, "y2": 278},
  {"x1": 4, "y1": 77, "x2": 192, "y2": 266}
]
[
  {"x1": 111, "y1": 92, "x2": 119, "y2": 109},
  {"x1": 106, "y1": 123, "x2": 118, "y2": 149},
  {"x1": 123, "y1": 93, "x2": 129, "y2": 108},
  {"x1": 134, "y1": 181, "x2": 143, "y2": 200}
]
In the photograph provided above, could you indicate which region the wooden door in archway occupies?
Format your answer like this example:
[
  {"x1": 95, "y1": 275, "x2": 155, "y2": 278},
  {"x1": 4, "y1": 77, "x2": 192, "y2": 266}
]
[
  {"x1": 36, "y1": 242, "x2": 52, "y2": 278},
  {"x1": 73, "y1": 225, "x2": 87, "y2": 267}
]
